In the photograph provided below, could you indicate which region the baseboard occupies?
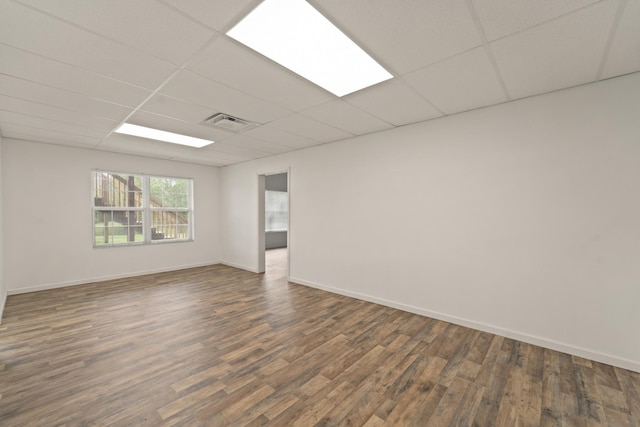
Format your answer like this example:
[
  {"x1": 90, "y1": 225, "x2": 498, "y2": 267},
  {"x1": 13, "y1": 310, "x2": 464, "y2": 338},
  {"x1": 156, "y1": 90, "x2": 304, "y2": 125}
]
[
  {"x1": 220, "y1": 261, "x2": 262, "y2": 273},
  {"x1": 0, "y1": 288, "x2": 7, "y2": 324},
  {"x1": 289, "y1": 276, "x2": 640, "y2": 373},
  {"x1": 7, "y1": 261, "x2": 222, "y2": 295}
]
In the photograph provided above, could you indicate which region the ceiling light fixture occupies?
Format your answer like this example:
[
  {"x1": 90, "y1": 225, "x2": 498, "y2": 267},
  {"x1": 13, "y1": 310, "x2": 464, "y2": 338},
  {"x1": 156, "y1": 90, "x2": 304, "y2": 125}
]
[
  {"x1": 227, "y1": 0, "x2": 393, "y2": 97},
  {"x1": 114, "y1": 123, "x2": 214, "y2": 148}
]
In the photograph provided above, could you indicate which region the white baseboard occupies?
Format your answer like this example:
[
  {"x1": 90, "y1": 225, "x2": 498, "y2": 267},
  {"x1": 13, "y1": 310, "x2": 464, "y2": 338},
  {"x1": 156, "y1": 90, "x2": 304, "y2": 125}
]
[
  {"x1": 7, "y1": 261, "x2": 221, "y2": 295},
  {"x1": 220, "y1": 261, "x2": 262, "y2": 273},
  {"x1": 289, "y1": 276, "x2": 640, "y2": 373},
  {"x1": 0, "y1": 288, "x2": 7, "y2": 324}
]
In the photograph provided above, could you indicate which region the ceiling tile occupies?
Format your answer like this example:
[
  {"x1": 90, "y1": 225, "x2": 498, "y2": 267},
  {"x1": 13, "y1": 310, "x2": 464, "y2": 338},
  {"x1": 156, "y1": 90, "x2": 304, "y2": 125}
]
[
  {"x1": 187, "y1": 37, "x2": 334, "y2": 111},
  {"x1": 174, "y1": 150, "x2": 253, "y2": 164},
  {"x1": 312, "y1": 0, "x2": 481, "y2": 74},
  {"x1": 140, "y1": 93, "x2": 217, "y2": 124},
  {"x1": 243, "y1": 125, "x2": 319, "y2": 149},
  {"x1": 95, "y1": 147, "x2": 178, "y2": 163},
  {"x1": 0, "y1": 44, "x2": 151, "y2": 107},
  {"x1": 159, "y1": 0, "x2": 259, "y2": 32},
  {"x1": 403, "y1": 47, "x2": 507, "y2": 115},
  {"x1": 201, "y1": 140, "x2": 272, "y2": 158},
  {"x1": 0, "y1": 123, "x2": 101, "y2": 147},
  {"x1": 15, "y1": 0, "x2": 216, "y2": 65},
  {"x1": 344, "y1": 79, "x2": 443, "y2": 126},
  {"x1": 0, "y1": 110, "x2": 110, "y2": 138},
  {"x1": 97, "y1": 133, "x2": 176, "y2": 160},
  {"x1": 267, "y1": 114, "x2": 353, "y2": 143},
  {"x1": 167, "y1": 151, "x2": 239, "y2": 167},
  {"x1": 301, "y1": 100, "x2": 394, "y2": 135},
  {"x1": 160, "y1": 70, "x2": 291, "y2": 124},
  {"x1": 491, "y1": 0, "x2": 618, "y2": 99},
  {"x1": 0, "y1": 74, "x2": 132, "y2": 121},
  {"x1": 472, "y1": 0, "x2": 601, "y2": 41},
  {"x1": 145, "y1": 140, "x2": 256, "y2": 165},
  {"x1": 0, "y1": 94, "x2": 119, "y2": 130},
  {"x1": 0, "y1": 1, "x2": 177, "y2": 89},
  {"x1": 217, "y1": 133, "x2": 300, "y2": 155},
  {"x1": 601, "y1": 0, "x2": 640, "y2": 79}
]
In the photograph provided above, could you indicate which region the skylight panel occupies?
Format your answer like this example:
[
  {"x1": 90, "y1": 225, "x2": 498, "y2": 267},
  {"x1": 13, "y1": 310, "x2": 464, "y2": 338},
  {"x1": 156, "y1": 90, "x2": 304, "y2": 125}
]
[
  {"x1": 227, "y1": 0, "x2": 393, "y2": 97},
  {"x1": 115, "y1": 123, "x2": 214, "y2": 148}
]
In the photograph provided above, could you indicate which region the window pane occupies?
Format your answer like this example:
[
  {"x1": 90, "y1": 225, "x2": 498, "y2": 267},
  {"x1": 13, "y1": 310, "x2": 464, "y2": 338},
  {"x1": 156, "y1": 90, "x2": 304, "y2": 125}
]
[
  {"x1": 94, "y1": 227, "x2": 109, "y2": 245},
  {"x1": 93, "y1": 209, "x2": 144, "y2": 246},
  {"x1": 265, "y1": 191, "x2": 288, "y2": 232},
  {"x1": 93, "y1": 172, "x2": 143, "y2": 208},
  {"x1": 128, "y1": 191, "x2": 143, "y2": 208},
  {"x1": 176, "y1": 225, "x2": 189, "y2": 240},
  {"x1": 151, "y1": 210, "x2": 164, "y2": 240},
  {"x1": 150, "y1": 176, "x2": 189, "y2": 208},
  {"x1": 176, "y1": 193, "x2": 188, "y2": 209},
  {"x1": 150, "y1": 191, "x2": 162, "y2": 207},
  {"x1": 94, "y1": 210, "x2": 111, "y2": 245},
  {"x1": 131, "y1": 226, "x2": 144, "y2": 242},
  {"x1": 94, "y1": 210, "x2": 111, "y2": 224},
  {"x1": 151, "y1": 210, "x2": 189, "y2": 240}
]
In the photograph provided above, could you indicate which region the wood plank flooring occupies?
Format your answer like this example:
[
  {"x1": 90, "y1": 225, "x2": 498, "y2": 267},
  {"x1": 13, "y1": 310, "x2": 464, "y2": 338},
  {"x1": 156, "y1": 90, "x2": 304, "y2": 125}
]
[{"x1": 1, "y1": 248, "x2": 639, "y2": 426}]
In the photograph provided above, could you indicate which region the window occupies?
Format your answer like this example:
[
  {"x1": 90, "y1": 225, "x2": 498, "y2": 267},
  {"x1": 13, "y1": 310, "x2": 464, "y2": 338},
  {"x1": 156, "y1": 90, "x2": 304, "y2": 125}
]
[
  {"x1": 92, "y1": 171, "x2": 193, "y2": 247},
  {"x1": 265, "y1": 190, "x2": 288, "y2": 232},
  {"x1": 93, "y1": 172, "x2": 144, "y2": 246},
  {"x1": 149, "y1": 176, "x2": 191, "y2": 241}
]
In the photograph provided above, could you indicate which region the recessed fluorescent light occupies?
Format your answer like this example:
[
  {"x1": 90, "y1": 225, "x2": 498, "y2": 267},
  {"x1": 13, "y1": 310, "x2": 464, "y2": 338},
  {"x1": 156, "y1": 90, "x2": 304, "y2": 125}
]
[
  {"x1": 114, "y1": 123, "x2": 214, "y2": 148},
  {"x1": 227, "y1": 0, "x2": 393, "y2": 97}
]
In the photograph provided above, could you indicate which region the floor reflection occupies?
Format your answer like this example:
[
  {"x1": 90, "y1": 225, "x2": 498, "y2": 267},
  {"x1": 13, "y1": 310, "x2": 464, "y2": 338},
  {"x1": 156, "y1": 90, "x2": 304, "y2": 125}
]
[{"x1": 262, "y1": 247, "x2": 293, "y2": 315}]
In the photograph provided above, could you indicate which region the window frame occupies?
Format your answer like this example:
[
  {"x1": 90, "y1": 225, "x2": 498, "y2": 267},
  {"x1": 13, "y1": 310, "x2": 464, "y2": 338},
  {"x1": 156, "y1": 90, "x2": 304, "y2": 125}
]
[{"x1": 92, "y1": 170, "x2": 194, "y2": 248}]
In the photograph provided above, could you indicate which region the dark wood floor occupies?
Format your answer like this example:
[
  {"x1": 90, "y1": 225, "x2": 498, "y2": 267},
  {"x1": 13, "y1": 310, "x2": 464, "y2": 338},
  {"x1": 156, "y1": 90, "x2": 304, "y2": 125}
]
[{"x1": 1, "y1": 248, "x2": 639, "y2": 426}]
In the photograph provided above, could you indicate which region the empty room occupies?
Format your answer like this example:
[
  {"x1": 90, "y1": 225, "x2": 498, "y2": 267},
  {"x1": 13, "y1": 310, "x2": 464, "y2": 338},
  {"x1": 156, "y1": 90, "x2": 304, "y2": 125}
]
[{"x1": 1, "y1": 0, "x2": 639, "y2": 425}]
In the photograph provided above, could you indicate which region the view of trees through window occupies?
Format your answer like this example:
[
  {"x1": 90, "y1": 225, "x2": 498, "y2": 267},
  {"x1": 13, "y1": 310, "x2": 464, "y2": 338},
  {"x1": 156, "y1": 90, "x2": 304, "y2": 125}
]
[
  {"x1": 92, "y1": 171, "x2": 192, "y2": 246},
  {"x1": 149, "y1": 176, "x2": 190, "y2": 241}
]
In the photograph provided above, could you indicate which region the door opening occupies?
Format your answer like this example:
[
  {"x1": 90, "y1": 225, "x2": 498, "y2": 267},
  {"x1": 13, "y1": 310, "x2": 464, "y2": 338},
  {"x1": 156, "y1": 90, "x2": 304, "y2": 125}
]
[{"x1": 258, "y1": 170, "x2": 289, "y2": 279}]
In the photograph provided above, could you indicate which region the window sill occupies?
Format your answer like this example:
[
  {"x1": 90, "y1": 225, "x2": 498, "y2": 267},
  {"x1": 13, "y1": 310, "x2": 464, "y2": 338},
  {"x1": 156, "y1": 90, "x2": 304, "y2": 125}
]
[{"x1": 93, "y1": 239, "x2": 193, "y2": 249}]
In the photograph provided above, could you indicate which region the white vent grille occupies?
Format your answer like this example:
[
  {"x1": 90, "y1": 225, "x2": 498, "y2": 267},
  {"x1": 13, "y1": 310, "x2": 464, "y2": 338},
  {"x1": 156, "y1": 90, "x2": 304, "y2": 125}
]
[{"x1": 200, "y1": 113, "x2": 257, "y2": 133}]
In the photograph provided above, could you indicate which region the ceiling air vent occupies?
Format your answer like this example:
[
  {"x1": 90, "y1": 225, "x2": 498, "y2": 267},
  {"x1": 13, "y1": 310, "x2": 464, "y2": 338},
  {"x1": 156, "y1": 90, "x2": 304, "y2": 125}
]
[{"x1": 200, "y1": 113, "x2": 257, "y2": 133}]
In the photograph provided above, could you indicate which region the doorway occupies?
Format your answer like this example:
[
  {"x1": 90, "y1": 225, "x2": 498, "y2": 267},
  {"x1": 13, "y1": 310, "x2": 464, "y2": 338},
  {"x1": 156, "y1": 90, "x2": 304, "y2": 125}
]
[{"x1": 258, "y1": 171, "x2": 289, "y2": 279}]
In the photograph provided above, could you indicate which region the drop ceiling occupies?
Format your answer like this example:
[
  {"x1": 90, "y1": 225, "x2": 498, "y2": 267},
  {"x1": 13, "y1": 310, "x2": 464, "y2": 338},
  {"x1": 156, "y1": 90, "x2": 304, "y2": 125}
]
[{"x1": 0, "y1": 0, "x2": 638, "y2": 167}]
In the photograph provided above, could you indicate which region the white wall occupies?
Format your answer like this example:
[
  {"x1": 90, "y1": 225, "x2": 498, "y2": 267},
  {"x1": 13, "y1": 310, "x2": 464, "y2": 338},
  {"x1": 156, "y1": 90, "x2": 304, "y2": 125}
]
[
  {"x1": 0, "y1": 134, "x2": 5, "y2": 321},
  {"x1": 220, "y1": 72, "x2": 640, "y2": 372},
  {"x1": 265, "y1": 173, "x2": 288, "y2": 192},
  {"x1": 265, "y1": 231, "x2": 287, "y2": 250},
  {"x1": 2, "y1": 140, "x2": 221, "y2": 294}
]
